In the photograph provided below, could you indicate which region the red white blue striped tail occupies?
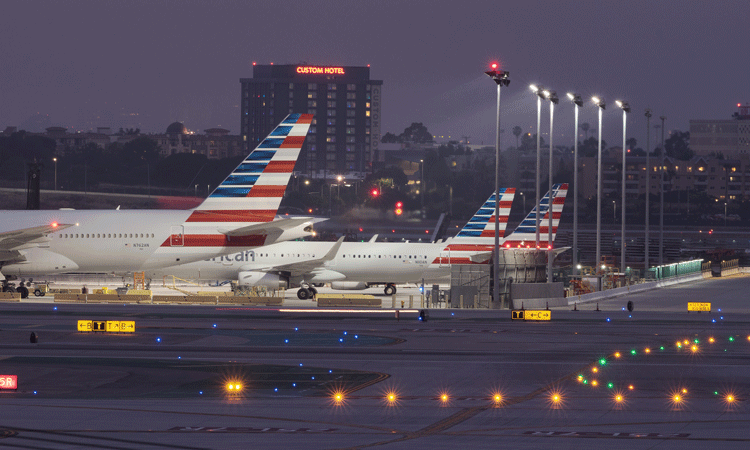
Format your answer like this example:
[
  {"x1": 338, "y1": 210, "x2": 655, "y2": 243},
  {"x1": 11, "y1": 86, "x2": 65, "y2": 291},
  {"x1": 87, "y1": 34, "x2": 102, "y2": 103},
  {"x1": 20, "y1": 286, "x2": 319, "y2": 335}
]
[
  {"x1": 438, "y1": 188, "x2": 515, "y2": 261},
  {"x1": 502, "y1": 183, "x2": 568, "y2": 249},
  {"x1": 189, "y1": 113, "x2": 313, "y2": 223}
]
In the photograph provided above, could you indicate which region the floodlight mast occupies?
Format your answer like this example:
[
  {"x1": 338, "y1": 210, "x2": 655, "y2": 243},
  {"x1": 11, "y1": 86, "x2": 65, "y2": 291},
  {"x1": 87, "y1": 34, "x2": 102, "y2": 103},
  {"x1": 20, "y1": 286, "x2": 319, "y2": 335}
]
[
  {"x1": 543, "y1": 90, "x2": 559, "y2": 283},
  {"x1": 530, "y1": 84, "x2": 546, "y2": 248},
  {"x1": 485, "y1": 65, "x2": 510, "y2": 307},
  {"x1": 616, "y1": 100, "x2": 630, "y2": 274},
  {"x1": 567, "y1": 93, "x2": 583, "y2": 276},
  {"x1": 592, "y1": 96, "x2": 606, "y2": 283}
]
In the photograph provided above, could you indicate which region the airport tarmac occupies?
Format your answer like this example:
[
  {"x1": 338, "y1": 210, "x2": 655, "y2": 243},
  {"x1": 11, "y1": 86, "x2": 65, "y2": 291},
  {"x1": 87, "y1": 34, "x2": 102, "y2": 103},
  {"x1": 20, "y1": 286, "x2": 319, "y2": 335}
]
[{"x1": 2, "y1": 274, "x2": 750, "y2": 449}]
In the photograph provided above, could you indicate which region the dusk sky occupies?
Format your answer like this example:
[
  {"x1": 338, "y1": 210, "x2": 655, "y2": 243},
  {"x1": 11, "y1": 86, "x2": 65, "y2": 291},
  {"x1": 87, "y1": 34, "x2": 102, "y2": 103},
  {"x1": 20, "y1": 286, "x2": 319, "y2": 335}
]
[{"x1": 3, "y1": 0, "x2": 748, "y2": 150}]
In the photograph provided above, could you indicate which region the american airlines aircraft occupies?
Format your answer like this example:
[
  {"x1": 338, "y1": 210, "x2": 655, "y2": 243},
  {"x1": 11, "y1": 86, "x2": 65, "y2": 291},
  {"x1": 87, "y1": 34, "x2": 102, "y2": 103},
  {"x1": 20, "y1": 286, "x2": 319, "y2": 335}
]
[
  {"x1": 0, "y1": 113, "x2": 314, "y2": 297},
  {"x1": 145, "y1": 184, "x2": 568, "y2": 298}
]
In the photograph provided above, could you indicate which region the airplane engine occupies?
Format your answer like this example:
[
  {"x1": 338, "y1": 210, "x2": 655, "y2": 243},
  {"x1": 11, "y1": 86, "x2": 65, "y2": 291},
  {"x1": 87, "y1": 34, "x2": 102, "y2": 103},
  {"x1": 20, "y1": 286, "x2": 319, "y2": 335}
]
[
  {"x1": 330, "y1": 281, "x2": 368, "y2": 290},
  {"x1": 238, "y1": 271, "x2": 288, "y2": 289}
]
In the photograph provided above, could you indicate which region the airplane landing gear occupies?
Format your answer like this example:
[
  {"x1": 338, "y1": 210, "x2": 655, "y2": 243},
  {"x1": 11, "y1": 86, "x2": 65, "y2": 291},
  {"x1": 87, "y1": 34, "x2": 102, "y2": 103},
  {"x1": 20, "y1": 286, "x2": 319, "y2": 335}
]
[
  {"x1": 384, "y1": 284, "x2": 396, "y2": 296},
  {"x1": 297, "y1": 284, "x2": 318, "y2": 300}
]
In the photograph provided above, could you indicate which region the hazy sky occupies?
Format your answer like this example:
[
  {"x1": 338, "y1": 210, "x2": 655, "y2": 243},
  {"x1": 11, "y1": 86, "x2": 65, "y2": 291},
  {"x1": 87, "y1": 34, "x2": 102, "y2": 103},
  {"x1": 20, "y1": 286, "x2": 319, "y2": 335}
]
[{"x1": 2, "y1": 0, "x2": 748, "y2": 149}]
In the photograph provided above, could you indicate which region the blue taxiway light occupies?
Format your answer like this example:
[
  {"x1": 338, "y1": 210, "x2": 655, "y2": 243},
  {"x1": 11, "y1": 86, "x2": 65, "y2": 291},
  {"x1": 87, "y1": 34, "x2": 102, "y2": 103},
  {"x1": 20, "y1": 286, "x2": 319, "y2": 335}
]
[
  {"x1": 156, "y1": 337, "x2": 162, "y2": 343},
  {"x1": 178, "y1": 356, "x2": 181, "y2": 359},
  {"x1": 274, "y1": 388, "x2": 278, "y2": 392},
  {"x1": 293, "y1": 383, "x2": 296, "y2": 387},
  {"x1": 53, "y1": 307, "x2": 57, "y2": 311},
  {"x1": 606, "y1": 318, "x2": 611, "y2": 322},
  {"x1": 329, "y1": 370, "x2": 332, "y2": 373},
  {"x1": 213, "y1": 324, "x2": 217, "y2": 328},
  {"x1": 33, "y1": 391, "x2": 37, "y2": 395},
  {"x1": 285, "y1": 339, "x2": 289, "y2": 343},
  {"x1": 199, "y1": 391, "x2": 203, "y2": 395},
  {"x1": 295, "y1": 327, "x2": 299, "y2": 331},
  {"x1": 355, "y1": 335, "x2": 359, "y2": 339},
  {"x1": 339, "y1": 338, "x2": 344, "y2": 342},
  {"x1": 312, "y1": 376, "x2": 315, "y2": 380},
  {"x1": 343, "y1": 331, "x2": 347, "y2": 335}
]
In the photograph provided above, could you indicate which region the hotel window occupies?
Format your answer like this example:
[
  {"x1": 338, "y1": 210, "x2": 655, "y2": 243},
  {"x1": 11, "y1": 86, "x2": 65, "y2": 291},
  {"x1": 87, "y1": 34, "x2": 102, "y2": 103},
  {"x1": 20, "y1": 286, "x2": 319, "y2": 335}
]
[
  {"x1": 346, "y1": 136, "x2": 356, "y2": 143},
  {"x1": 308, "y1": 83, "x2": 317, "y2": 90},
  {"x1": 327, "y1": 127, "x2": 335, "y2": 134},
  {"x1": 347, "y1": 92, "x2": 356, "y2": 100},
  {"x1": 346, "y1": 127, "x2": 355, "y2": 134},
  {"x1": 307, "y1": 100, "x2": 317, "y2": 107},
  {"x1": 347, "y1": 84, "x2": 356, "y2": 90},
  {"x1": 347, "y1": 110, "x2": 356, "y2": 117},
  {"x1": 307, "y1": 91, "x2": 316, "y2": 99},
  {"x1": 346, "y1": 119, "x2": 355, "y2": 126},
  {"x1": 327, "y1": 110, "x2": 336, "y2": 117},
  {"x1": 327, "y1": 92, "x2": 336, "y2": 99},
  {"x1": 327, "y1": 100, "x2": 335, "y2": 108},
  {"x1": 326, "y1": 136, "x2": 336, "y2": 143},
  {"x1": 327, "y1": 83, "x2": 336, "y2": 90},
  {"x1": 327, "y1": 118, "x2": 336, "y2": 126},
  {"x1": 366, "y1": 102, "x2": 371, "y2": 108}
]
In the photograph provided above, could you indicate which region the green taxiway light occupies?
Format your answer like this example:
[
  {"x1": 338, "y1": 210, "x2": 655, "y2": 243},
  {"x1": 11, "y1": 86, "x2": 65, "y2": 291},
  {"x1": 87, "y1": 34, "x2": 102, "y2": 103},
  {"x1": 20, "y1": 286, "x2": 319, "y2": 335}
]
[
  {"x1": 607, "y1": 382, "x2": 614, "y2": 389},
  {"x1": 630, "y1": 349, "x2": 637, "y2": 355},
  {"x1": 660, "y1": 346, "x2": 665, "y2": 351},
  {"x1": 729, "y1": 336, "x2": 735, "y2": 342},
  {"x1": 599, "y1": 358, "x2": 607, "y2": 366}
]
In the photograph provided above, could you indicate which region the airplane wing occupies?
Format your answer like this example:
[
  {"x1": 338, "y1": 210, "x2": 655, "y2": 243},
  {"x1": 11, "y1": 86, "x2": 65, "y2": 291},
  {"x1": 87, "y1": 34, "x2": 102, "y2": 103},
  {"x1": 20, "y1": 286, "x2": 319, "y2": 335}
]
[
  {"x1": 219, "y1": 217, "x2": 318, "y2": 237},
  {"x1": 243, "y1": 237, "x2": 345, "y2": 278},
  {"x1": 0, "y1": 223, "x2": 75, "y2": 263}
]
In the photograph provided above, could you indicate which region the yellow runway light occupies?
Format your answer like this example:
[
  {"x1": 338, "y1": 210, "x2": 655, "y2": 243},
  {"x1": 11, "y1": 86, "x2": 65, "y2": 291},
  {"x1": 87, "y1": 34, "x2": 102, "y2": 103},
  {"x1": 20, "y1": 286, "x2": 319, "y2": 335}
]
[
  {"x1": 492, "y1": 393, "x2": 503, "y2": 406},
  {"x1": 709, "y1": 337, "x2": 715, "y2": 343},
  {"x1": 439, "y1": 392, "x2": 450, "y2": 404},
  {"x1": 614, "y1": 352, "x2": 621, "y2": 358},
  {"x1": 644, "y1": 348, "x2": 651, "y2": 354}
]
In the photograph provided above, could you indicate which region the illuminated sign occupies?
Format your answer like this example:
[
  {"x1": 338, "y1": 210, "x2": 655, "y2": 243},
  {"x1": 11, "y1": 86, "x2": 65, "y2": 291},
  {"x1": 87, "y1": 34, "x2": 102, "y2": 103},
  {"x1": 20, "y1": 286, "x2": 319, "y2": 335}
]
[
  {"x1": 296, "y1": 66, "x2": 345, "y2": 75},
  {"x1": 687, "y1": 302, "x2": 711, "y2": 312},
  {"x1": 78, "y1": 320, "x2": 135, "y2": 332},
  {"x1": 512, "y1": 310, "x2": 551, "y2": 321},
  {"x1": 0, "y1": 375, "x2": 18, "y2": 390}
]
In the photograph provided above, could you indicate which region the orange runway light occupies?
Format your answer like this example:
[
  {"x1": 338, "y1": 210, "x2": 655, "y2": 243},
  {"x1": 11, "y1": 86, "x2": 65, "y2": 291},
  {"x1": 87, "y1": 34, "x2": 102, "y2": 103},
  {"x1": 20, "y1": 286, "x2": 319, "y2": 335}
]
[
  {"x1": 628, "y1": 384, "x2": 635, "y2": 390},
  {"x1": 644, "y1": 348, "x2": 651, "y2": 354},
  {"x1": 614, "y1": 352, "x2": 621, "y2": 358},
  {"x1": 591, "y1": 380, "x2": 599, "y2": 387},
  {"x1": 492, "y1": 393, "x2": 503, "y2": 406},
  {"x1": 591, "y1": 367, "x2": 599, "y2": 373},
  {"x1": 709, "y1": 337, "x2": 715, "y2": 343},
  {"x1": 439, "y1": 392, "x2": 450, "y2": 404},
  {"x1": 332, "y1": 391, "x2": 345, "y2": 405},
  {"x1": 682, "y1": 388, "x2": 688, "y2": 394},
  {"x1": 385, "y1": 391, "x2": 398, "y2": 405}
]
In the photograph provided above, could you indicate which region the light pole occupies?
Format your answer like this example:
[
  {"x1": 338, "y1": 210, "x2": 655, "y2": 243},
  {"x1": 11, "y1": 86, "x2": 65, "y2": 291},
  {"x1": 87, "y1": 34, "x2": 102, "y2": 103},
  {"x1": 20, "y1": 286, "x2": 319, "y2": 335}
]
[
  {"x1": 659, "y1": 116, "x2": 665, "y2": 266},
  {"x1": 592, "y1": 96, "x2": 606, "y2": 276},
  {"x1": 613, "y1": 200, "x2": 616, "y2": 221},
  {"x1": 567, "y1": 93, "x2": 583, "y2": 276},
  {"x1": 420, "y1": 159, "x2": 424, "y2": 218},
  {"x1": 644, "y1": 109, "x2": 652, "y2": 270},
  {"x1": 530, "y1": 84, "x2": 546, "y2": 248},
  {"x1": 724, "y1": 201, "x2": 727, "y2": 226},
  {"x1": 543, "y1": 89, "x2": 558, "y2": 283},
  {"x1": 616, "y1": 100, "x2": 630, "y2": 273},
  {"x1": 52, "y1": 157, "x2": 58, "y2": 191},
  {"x1": 486, "y1": 64, "x2": 510, "y2": 308}
]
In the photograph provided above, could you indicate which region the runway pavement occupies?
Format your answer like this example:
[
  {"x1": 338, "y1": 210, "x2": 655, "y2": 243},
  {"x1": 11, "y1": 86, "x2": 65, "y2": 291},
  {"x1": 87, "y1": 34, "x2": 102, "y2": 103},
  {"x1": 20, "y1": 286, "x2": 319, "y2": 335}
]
[{"x1": 2, "y1": 274, "x2": 750, "y2": 449}]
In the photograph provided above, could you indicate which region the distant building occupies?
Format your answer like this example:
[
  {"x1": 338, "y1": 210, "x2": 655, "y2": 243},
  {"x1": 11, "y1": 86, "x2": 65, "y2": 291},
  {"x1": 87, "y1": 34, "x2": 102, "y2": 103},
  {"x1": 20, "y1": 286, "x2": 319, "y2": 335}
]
[
  {"x1": 151, "y1": 123, "x2": 243, "y2": 159},
  {"x1": 240, "y1": 64, "x2": 383, "y2": 178},
  {"x1": 689, "y1": 103, "x2": 750, "y2": 157}
]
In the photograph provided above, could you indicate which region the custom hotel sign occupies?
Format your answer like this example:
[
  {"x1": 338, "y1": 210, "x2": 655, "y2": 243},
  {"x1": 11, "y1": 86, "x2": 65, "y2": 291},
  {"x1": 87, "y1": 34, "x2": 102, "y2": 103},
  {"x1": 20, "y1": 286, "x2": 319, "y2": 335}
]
[{"x1": 296, "y1": 66, "x2": 345, "y2": 75}]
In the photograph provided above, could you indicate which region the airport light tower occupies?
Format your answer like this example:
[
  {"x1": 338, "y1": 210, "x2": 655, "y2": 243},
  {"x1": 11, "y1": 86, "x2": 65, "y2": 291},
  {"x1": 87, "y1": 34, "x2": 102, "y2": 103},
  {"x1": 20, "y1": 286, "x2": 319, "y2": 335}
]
[
  {"x1": 543, "y1": 89, "x2": 558, "y2": 283},
  {"x1": 616, "y1": 100, "x2": 630, "y2": 274},
  {"x1": 485, "y1": 64, "x2": 510, "y2": 308},
  {"x1": 592, "y1": 96, "x2": 606, "y2": 277},
  {"x1": 644, "y1": 108, "x2": 652, "y2": 270},
  {"x1": 529, "y1": 84, "x2": 546, "y2": 248},
  {"x1": 567, "y1": 93, "x2": 583, "y2": 276}
]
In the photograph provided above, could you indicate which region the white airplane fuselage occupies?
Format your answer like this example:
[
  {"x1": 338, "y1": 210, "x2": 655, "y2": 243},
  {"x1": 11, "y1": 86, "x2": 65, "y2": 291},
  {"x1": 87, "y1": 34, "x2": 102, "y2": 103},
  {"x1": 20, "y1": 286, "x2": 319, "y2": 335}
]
[
  {"x1": 146, "y1": 240, "x2": 453, "y2": 285},
  {"x1": 0, "y1": 210, "x2": 295, "y2": 277}
]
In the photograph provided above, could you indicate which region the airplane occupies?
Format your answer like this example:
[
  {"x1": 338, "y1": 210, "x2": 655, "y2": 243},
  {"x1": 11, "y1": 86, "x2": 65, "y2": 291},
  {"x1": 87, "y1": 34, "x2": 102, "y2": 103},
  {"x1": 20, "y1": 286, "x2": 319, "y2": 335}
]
[
  {"x1": 0, "y1": 113, "x2": 314, "y2": 298},
  {"x1": 142, "y1": 184, "x2": 567, "y2": 299}
]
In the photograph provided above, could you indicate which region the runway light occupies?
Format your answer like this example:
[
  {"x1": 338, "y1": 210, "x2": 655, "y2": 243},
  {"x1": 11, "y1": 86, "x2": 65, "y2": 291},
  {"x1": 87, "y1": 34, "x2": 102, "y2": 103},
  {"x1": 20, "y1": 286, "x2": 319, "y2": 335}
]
[
  {"x1": 332, "y1": 391, "x2": 345, "y2": 405},
  {"x1": 577, "y1": 374, "x2": 584, "y2": 382},
  {"x1": 691, "y1": 345, "x2": 699, "y2": 353},
  {"x1": 628, "y1": 384, "x2": 634, "y2": 390},
  {"x1": 492, "y1": 393, "x2": 503, "y2": 406},
  {"x1": 549, "y1": 392, "x2": 563, "y2": 407},
  {"x1": 726, "y1": 394, "x2": 735, "y2": 403},
  {"x1": 386, "y1": 392, "x2": 398, "y2": 405},
  {"x1": 684, "y1": 339, "x2": 690, "y2": 345},
  {"x1": 591, "y1": 380, "x2": 599, "y2": 387},
  {"x1": 644, "y1": 348, "x2": 651, "y2": 354},
  {"x1": 591, "y1": 367, "x2": 599, "y2": 373},
  {"x1": 614, "y1": 352, "x2": 621, "y2": 358},
  {"x1": 614, "y1": 393, "x2": 624, "y2": 403},
  {"x1": 682, "y1": 388, "x2": 688, "y2": 394}
]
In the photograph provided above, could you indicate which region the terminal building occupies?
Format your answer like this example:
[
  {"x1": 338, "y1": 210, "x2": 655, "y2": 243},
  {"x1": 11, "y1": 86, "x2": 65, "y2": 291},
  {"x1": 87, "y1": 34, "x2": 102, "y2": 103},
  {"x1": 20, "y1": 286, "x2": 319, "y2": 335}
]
[{"x1": 240, "y1": 64, "x2": 383, "y2": 177}]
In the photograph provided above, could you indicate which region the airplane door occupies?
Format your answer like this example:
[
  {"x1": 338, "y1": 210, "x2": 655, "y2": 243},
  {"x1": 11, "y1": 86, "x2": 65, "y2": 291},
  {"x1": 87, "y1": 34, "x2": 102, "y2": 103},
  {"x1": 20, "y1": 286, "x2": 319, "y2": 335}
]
[
  {"x1": 439, "y1": 250, "x2": 450, "y2": 267},
  {"x1": 170, "y1": 225, "x2": 184, "y2": 246}
]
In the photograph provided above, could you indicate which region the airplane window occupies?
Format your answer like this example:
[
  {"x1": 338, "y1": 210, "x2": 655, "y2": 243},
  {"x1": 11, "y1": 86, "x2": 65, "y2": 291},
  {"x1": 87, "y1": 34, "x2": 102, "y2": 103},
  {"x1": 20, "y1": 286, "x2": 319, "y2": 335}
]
[
  {"x1": 96, "y1": 234, "x2": 100, "y2": 238},
  {"x1": 75, "y1": 234, "x2": 79, "y2": 238},
  {"x1": 152, "y1": 234, "x2": 154, "y2": 238},
  {"x1": 378, "y1": 255, "x2": 381, "y2": 258},
  {"x1": 86, "y1": 234, "x2": 89, "y2": 238},
  {"x1": 140, "y1": 233, "x2": 144, "y2": 238}
]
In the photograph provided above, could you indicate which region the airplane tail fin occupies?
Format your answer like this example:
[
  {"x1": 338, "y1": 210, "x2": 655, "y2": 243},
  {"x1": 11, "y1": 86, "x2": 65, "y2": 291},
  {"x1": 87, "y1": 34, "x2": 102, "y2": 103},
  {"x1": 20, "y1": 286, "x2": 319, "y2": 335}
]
[
  {"x1": 502, "y1": 183, "x2": 568, "y2": 249},
  {"x1": 454, "y1": 187, "x2": 516, "y2": 243},
  {"x1": 187, "y1": 113, "x2": 313, "y2": 223}
]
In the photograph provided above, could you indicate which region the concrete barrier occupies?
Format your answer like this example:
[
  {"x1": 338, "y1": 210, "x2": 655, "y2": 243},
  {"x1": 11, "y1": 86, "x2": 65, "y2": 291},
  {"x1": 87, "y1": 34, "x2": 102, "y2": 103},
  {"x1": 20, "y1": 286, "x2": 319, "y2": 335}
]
[
  {"x1": 0, "y1": 292, "x2": 22, "y2": 301},
  {"x1": 218, "y1": 296, "x2": 283, "y2": 306},
  {"x1": 53, "y1": 293, "x2": 87, "y2": 302},
  {"x1": 317, "y1": 294, "x2": 381, "y2": 308}
]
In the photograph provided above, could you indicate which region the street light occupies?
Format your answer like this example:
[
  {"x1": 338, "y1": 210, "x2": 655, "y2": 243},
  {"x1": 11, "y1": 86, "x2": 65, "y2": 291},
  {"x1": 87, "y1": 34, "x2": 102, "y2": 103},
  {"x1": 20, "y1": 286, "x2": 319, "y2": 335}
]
[
  {"x1": 659, "y1": 116, "x2": 666, "y2": 266},
  {"x1": 616, "y1": 100, "x2": 630, "y2": 273},
  {"x1": 613, "y1": 200, "x2": 616, "y2": 220},
  {"x1": 567, "y1": 93, "x2": 583, "y2": 276},
  {"x1": 644, "y1": 108, "x2": 652, "y2": 270},
  {"x1": 420, "y1": 159, "x2": 425, "y2": 219},
  {"x1": 52, "y1": 157, "x2": 58, "y2": 191},
  {"x1": 592, "y1": 96, "x2": 606, "y2": 277},
  {"x1": 543, "y1": 89, "x2": 558, "y2": 283},
  {"x1": 530, "y1": 84, "x2": 546, "y2": 248},
  {"x1": 486, "y1": 64, "x2": 510, "y2": 308}
]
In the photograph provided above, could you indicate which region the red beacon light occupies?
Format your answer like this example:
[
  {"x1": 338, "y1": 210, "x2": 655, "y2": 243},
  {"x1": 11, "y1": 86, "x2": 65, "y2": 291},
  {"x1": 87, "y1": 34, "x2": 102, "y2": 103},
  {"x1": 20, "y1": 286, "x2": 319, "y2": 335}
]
[
  {"x1": 51, "y1": 222, "x2": 59, "y2": 228},
  {"x1": 490, "y1": 63, "x2": 498, "y2": 70},
  {"x1": 370, "y1": 188, "x2": 379, "y2": 197}
]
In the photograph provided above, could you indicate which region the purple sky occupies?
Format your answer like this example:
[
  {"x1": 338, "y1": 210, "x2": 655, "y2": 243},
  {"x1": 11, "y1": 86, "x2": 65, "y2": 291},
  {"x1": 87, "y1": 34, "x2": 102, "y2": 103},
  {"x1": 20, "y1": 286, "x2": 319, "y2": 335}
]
[{"x1": 3, "y1": 0, "x2": 748, "y2": 150}]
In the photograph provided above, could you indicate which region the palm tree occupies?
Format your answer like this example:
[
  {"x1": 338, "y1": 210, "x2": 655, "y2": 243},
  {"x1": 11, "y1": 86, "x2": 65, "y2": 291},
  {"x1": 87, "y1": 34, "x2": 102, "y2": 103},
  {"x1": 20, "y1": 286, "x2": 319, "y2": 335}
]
[
  {"x1": 580, "y1": 122, "x2": 590, "y2": 141},
  {"x1": 512, "y1": 126, "x2": 522, "y2": 149}
]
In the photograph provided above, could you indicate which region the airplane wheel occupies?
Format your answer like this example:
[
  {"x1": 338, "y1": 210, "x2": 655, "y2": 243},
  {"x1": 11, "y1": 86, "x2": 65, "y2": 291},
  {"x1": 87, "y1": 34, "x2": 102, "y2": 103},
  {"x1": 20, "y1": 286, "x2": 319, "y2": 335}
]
[
  {"x1": 297, "y1": 288, "x2": 310, "y2": 300},
  {"x1": 34, "y1": 289, "x2": 42, "y2": 297},
  {"x1": 309, "y1": 287, "x2": 318, "y2": 296},
  {"x1": 384, "y1": 285, "x2": 396, "y2": 296},
  {"x1": 3, "y1": 285, "x2": 15, "y2": 293},
  {"x1": 16, "y1": 286, "x2": 29, "y2": 299}
]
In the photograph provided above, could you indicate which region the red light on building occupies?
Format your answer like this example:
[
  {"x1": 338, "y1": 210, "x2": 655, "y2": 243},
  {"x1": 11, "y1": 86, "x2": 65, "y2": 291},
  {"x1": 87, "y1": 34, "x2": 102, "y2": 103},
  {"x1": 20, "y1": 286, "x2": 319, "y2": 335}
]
[
  {"x1": 491, "y1": 63, "x2": 498, "y2": 70},
  {"x1": 370, "y1": 188, "x2": 379, "y2": 197},
  {"x1": 0, "y1": 375, "x2": 18, "y2": 390}
]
